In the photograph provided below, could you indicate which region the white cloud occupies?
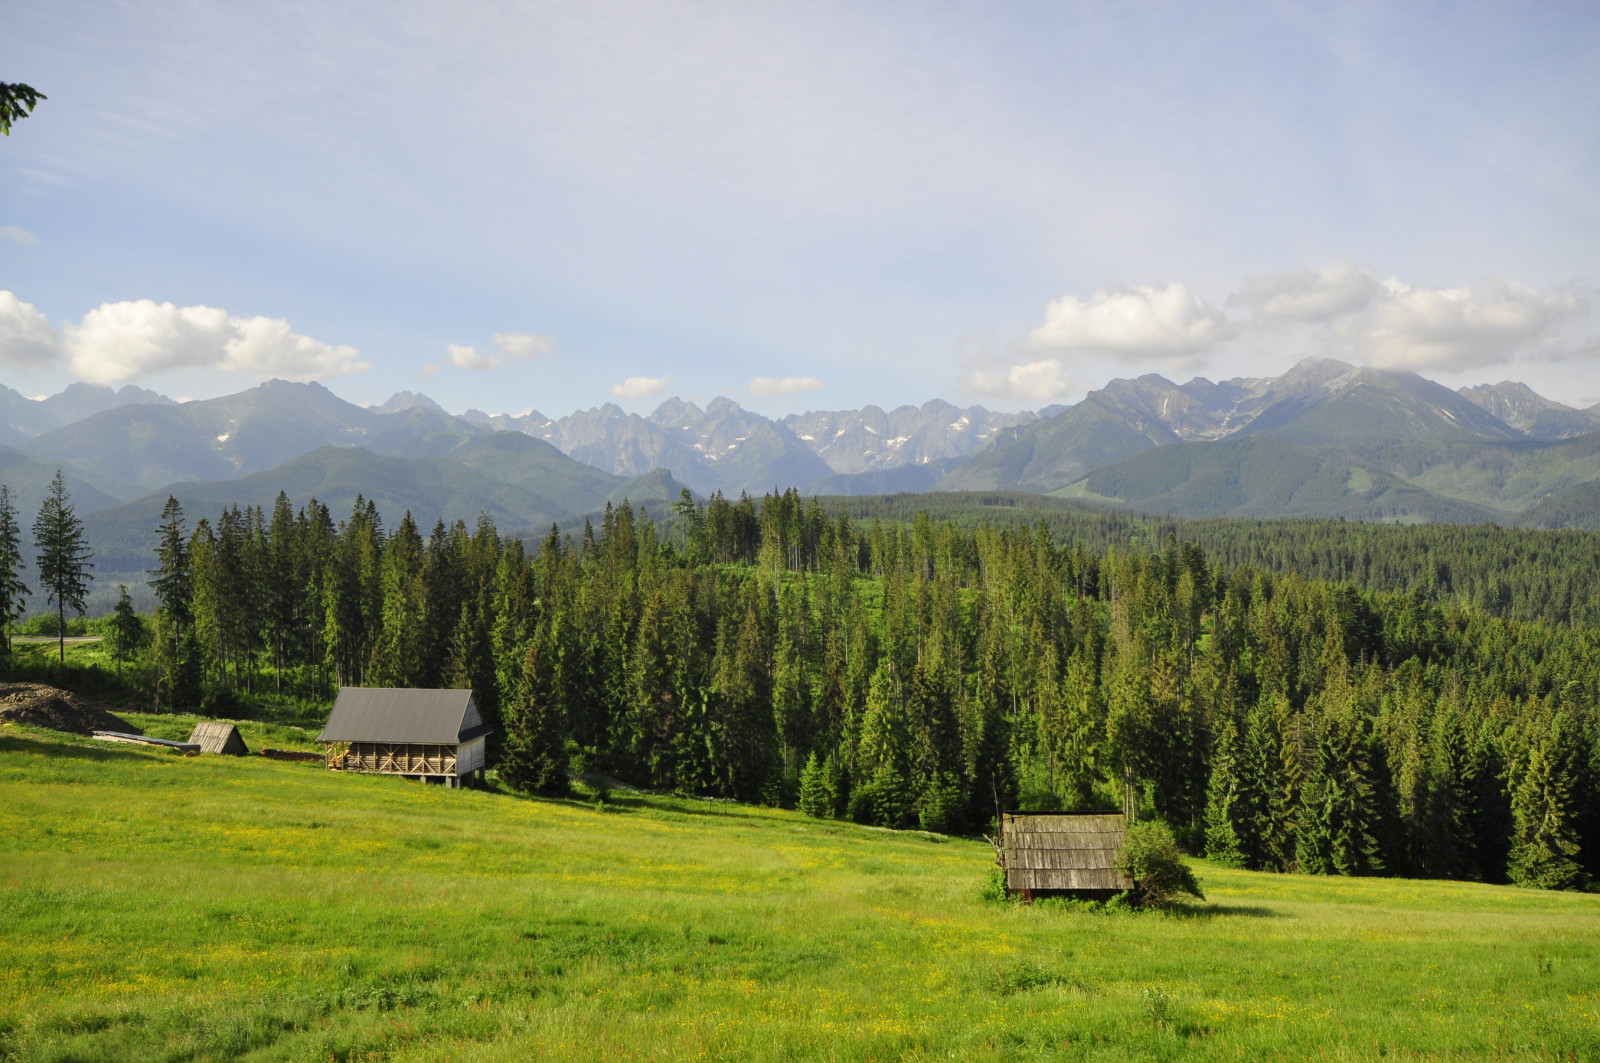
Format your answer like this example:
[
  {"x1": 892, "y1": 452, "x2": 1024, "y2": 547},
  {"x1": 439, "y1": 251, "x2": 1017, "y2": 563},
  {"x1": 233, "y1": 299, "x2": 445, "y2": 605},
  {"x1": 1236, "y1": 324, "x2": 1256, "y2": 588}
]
[
  {"x1": 423, "y1": 331, "x2": 555, "y2": 375},
  {"x1": 1026, "y1": 283, "x2": 1234, "y2": 359},
  {"x1": 493, "y1": 331, "x2": 555, "y2": 360},
  {"x1": 610, "y1": 375, "x2": 671, "y2": 400},
  {"x1": 959, "y1": 344, "x2": 1080, "y2": 403},
  {"x1": 749, "y1": 375, "x2": 824, "y2": 398},
  {"x1": 56, "y1": 298, "x2": 366, "y2": 384},
  {"x1": 0, "y1": 291, "x2": 67, "y2": 371},
  {"x1": 1229, "y1": 260, "x2": 1381, "y2": 323},
  {"x1": 1343, "y1": 278, "x2": 1586, "y2": 370},
  {"x1": 0, "y1": 226, "x2": 37, "y2": 247}
]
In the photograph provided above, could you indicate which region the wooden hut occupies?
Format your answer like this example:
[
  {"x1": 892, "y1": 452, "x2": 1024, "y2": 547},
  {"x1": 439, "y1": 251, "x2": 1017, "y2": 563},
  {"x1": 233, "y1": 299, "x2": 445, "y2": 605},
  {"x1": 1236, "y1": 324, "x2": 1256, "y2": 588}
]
[
  {"x1": 998, "y1": 812, "x2": 1133, "y2": 900},
  {"x1": 188, "y1": 721, "x2": 249, "y2": 755},
  {"x1": 318, "y1": 688, "x2": 490, "y2": 788}
]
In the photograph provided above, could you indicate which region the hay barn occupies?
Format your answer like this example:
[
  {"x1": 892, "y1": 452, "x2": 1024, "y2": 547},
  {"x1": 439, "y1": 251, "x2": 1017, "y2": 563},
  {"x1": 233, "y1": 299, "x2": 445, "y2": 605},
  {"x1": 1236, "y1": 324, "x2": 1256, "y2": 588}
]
[
  {"x1": 188, "y1": 721, "x2": 248, "y2": 755},
  {"x1": 318, "y1": 688, "x2": 490, "y2": 788},
  {"x1": 999, "y1": 812, "x2": 1134, "y2": 900}
]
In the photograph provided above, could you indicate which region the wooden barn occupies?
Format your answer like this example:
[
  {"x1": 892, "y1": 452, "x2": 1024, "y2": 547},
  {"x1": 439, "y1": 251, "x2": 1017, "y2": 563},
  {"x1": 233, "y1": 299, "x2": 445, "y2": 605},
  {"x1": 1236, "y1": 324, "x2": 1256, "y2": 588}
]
[
  {"x1": 188, "y1": 721, "x2": 248, "y2": 755},
  {"x1": 998, "y1": 812, "x2": 1134, "y2": 900},
  {"x1": 318, "y1": 688, "x2": 491, "y2": 788}
]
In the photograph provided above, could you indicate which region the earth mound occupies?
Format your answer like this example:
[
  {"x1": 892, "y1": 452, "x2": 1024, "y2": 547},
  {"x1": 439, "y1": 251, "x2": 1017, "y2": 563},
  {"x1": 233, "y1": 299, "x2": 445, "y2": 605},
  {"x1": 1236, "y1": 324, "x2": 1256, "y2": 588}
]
[{"x1": 0, "y1": 683, "x2": 140, "y2": 736}]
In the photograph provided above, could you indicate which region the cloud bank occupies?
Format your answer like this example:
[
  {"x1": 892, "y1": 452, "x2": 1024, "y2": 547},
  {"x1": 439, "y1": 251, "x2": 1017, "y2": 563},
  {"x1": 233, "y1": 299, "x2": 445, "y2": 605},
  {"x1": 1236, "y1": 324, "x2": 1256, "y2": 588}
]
[
  {"x1": 749, "y1": 375, "x2": 824, "y2": 398},
  {"x1": 1026, "y1": 283, "x2": 1235, "y2": 360},
  {"x1": 0, "y1": 226, "x2": 36, "y2": 247},
  {"x1": 1228, "y1": 263, "x2": 1587, "y2": 370},
  {"x1": 610, "y1": 375, "x2": 671, "y2": 400},
  {"x1": 0, "y1": 291, "x2": 367, "y2": 384}
]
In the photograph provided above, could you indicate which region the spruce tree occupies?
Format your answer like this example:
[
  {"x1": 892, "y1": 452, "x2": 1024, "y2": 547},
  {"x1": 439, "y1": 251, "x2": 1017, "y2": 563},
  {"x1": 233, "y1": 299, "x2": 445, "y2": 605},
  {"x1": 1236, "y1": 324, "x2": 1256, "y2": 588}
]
[
  {"x1": 500, "y1": 624, "x2": 569, "y2": 796},
  {"x1": 110, "y1": 585, "x2": 142, "y2": 679},
  {"x1": 32, "y1": 470, "x2": 92, "y2": 663},
  {"x1": 797, "y1": 752, "x2": 835, "y2": 819},
  {"x1": 1508, "y1": 722, "x2": 1586, "y2": 890},
  {"x1": 1203, "y1": 714, "x2": 1246, "y2": 867},
  {"x1": 0, "y1": 485, "x2": 28, "y2": 666}
]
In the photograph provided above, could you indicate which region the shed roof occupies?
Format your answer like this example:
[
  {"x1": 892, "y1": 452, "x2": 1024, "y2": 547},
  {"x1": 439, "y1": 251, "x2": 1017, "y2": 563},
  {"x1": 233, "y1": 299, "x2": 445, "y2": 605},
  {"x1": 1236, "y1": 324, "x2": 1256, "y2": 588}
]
[
  {"x1": 318, "y1": 688, "x2": 489, "y2": 744},
  {"x1": 189, "y1": 720, "x2": 248, "y2": 755},
  {"x1": 1000, "y1": 812, "x2": 1134, "y2": 893}
]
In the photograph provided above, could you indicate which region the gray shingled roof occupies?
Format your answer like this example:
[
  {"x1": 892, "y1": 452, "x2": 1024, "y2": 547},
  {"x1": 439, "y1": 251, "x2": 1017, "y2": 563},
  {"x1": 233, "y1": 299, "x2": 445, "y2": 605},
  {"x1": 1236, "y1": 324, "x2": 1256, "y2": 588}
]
[
  {"x1": 318, "y1": 688, "x2": 490, "y2": 744},
  {"x1": 1001, "y1": 812, "x2": 1134, "y2": 892}
]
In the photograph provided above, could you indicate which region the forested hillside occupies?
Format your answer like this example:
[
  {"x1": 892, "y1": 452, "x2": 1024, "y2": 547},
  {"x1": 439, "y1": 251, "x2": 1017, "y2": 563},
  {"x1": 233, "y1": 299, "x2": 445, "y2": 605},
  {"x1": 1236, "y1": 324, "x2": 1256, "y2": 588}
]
[{"x1": 79, "y1": 485, "x2": 1600, "y2": 891}]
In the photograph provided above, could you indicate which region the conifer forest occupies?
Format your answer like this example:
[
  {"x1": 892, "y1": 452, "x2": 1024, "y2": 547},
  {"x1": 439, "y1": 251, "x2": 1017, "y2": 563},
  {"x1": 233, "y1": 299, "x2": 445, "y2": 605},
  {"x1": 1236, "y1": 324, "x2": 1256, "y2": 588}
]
[{"x1": 18, "y1": 484, "x2": 1600, "y2": 892}]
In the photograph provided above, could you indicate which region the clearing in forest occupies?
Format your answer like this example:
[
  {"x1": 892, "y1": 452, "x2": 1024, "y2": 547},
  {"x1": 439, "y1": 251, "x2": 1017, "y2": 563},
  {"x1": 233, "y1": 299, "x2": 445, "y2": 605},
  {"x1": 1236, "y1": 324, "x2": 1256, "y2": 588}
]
[{"x1": 1, "y1": 724, "x2": 1596, "y2": 1061}]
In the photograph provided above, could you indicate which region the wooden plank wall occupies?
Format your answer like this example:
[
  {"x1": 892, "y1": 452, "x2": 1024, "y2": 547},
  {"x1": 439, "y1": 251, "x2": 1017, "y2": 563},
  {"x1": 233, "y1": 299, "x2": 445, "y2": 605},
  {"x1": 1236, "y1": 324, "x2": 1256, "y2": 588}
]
[{"x1": 1001, "y1": 812, "x2": 1134, "y2": 892}]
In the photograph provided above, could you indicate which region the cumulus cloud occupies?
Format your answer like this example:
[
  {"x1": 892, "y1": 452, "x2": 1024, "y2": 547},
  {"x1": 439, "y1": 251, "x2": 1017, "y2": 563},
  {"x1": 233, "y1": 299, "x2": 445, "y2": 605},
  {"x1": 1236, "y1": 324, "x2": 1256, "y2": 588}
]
[
  {"x1": 958, "y1": 337, "x2": 1081, "y2": 402},
  {"x1": 492, "y1": 331, "x2": 555, "y2": 361},
  {"x1": 56, "y1": 299, "x2": 367, "y2": 384},
  {"x1": 1343, "y1": 278, "x2": 1586, "y2": 370},
  {"x1": 0, "y1": 291, "x2": 66, "y2": 371},
  {"x1": 423, "y1": 331, "x2": 556, "y2": 375},
  {"x1": 610, "y1": 375, "x2": 672, "y2": 400},
  {"x1": 0, "y1": 226, "x2": 37, "y2": 246},
  {"x1": 749, "y1": 375, "x2": 824, "y2": 398},
  {"x1": 1229, "y1": 260, "x2": 1382, "y2": 323},
  {"x1": 1026, "y1": 283, "x2": 1234, "y2": 359}
]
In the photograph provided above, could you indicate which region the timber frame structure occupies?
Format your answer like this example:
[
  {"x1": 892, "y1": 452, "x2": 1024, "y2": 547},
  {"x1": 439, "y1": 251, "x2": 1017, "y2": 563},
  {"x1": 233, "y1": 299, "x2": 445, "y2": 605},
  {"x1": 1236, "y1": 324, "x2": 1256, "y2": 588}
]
[{"x1": 319, "y1": 687, "x2": 491, "y2": 788}]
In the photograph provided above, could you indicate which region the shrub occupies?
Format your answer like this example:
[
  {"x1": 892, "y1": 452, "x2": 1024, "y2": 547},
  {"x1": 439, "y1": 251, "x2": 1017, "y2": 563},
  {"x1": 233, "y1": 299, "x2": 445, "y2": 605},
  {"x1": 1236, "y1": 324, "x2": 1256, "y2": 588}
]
[
  {"x1": 978, "y1": 865, "x2": 1008, "y2": 904},
  {"x1": 1115, "y1": 820, "x2": 1205, "y2": 908}
]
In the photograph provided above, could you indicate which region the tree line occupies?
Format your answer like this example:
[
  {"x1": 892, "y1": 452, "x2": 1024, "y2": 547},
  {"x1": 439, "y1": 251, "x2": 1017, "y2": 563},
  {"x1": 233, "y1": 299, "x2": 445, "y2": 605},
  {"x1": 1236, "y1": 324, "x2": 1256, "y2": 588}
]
[{"x1": 3, "y1": 480, "x2": 1597, "y2": 891}]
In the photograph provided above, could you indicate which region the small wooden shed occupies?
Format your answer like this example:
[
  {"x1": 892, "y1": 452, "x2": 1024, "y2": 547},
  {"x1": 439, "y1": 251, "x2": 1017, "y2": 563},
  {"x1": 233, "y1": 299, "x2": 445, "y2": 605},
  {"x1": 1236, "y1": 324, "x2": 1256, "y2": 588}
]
[
  {"x1": 999, "y1": 812, "x2": 1134, "y2": 900},
  {"x1": 318, "y1": 688, "x2": 490, "y2": 788},
  {"x1": 188, "y1": 721, "x2": 249, "y2": 755}
]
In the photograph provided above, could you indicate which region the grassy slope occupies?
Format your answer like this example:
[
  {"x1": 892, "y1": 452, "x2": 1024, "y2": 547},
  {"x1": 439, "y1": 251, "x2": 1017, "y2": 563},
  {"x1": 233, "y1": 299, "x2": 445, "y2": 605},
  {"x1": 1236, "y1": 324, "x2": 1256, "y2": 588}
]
[{"x1": 3, "y1": 728, "x2": 1597, "y2": 1062}]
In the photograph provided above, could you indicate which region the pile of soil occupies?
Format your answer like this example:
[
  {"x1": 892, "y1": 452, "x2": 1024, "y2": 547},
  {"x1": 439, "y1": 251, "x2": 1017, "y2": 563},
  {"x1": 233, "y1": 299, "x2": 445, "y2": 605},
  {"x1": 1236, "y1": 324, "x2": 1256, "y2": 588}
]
[{"x1": 0, "y1": 683, "x2": 140, "y2": 736}]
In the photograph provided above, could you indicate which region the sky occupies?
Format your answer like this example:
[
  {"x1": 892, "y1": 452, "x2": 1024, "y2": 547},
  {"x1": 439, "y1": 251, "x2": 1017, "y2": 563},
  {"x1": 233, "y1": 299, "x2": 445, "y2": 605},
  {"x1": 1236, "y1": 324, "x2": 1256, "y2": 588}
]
[{"x1": 2, "y1": 1, "x2": 1599, "y2": 417}]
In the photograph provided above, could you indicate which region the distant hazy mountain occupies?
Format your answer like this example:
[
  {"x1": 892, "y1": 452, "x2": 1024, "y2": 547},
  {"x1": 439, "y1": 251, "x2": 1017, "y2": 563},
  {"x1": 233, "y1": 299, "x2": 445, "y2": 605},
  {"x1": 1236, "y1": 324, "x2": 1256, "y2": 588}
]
[
  {"x1": 0, "y1": 381, "x2": 173, "y2": 446},
  {"x1": 1057, "y1": 435, "x2": 1507, "y2": 524},
  {"x1": 1458, "y1": 382, "x2": 1600, "y2": 441},
  {"x1": 84, "y1": 435, "x2": 687, "y2": 576},
  {"x1": 780, "y1": 400, "x2": 1035, "y2": 474}
]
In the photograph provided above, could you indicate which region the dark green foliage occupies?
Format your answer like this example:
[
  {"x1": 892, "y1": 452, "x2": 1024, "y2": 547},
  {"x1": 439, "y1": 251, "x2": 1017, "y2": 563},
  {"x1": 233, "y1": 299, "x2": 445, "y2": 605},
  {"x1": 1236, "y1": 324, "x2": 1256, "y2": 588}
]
[
  {"x1": 1508, "y1": 718, "x2": 1588, "y2": 891},
  {"x1": 0, "y1": 485, "x2": 28, "y2": 663},
  {"x1": 1115, "y1": 820, "x2": 1205, "y2": 908},
  {"x1": 109, "y1": 585, "x2": 143, "y2": 678},
  {"x1": 0, "y1": 82, "x2": 46, "y2": 135},
  {"x1": 500, "y1": 625, "x2": 569, "y2": 797},
  {"x1": 797, "y1": 752, "x2": 836, "y2": 819},
  {"x1": 32, "y1": 470, "x2": 92, "y2": 663}
]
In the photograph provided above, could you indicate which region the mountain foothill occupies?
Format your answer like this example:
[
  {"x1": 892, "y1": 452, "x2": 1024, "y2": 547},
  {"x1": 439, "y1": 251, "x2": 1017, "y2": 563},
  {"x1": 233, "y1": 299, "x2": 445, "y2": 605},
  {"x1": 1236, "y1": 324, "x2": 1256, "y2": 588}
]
[{"x1": 3, "y1": 357, "x2": 1600, "y2": 590}]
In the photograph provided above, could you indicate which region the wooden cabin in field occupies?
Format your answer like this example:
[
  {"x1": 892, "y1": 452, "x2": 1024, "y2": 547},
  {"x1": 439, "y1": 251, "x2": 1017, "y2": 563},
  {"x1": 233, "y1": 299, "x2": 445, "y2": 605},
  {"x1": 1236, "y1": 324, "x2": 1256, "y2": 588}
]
[
  {"x1": 318, "y1": 688, "x2": 491, "y2": 788},
  {"x1": 998, "y1": 812, "x2": 1134, "y2": 900},
  {"x1": 188, "y1": 721, "x2": 248, "y2": 755}
]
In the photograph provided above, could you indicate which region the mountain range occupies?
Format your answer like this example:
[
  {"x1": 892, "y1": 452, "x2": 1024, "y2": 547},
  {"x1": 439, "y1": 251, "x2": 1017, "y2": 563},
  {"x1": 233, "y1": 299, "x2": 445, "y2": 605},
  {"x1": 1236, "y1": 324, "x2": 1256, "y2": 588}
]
[{"x1": 6, "y1": 357, "x2": 1600, "y2": 599}]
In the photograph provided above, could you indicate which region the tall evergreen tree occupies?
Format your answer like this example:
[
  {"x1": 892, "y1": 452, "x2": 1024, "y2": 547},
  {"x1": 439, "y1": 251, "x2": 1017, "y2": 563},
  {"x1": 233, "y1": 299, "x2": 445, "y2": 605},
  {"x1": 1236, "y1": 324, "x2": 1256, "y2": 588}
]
[
  {"x1": 32, "y1": 470, "x2": 92, "y2": 663},
  {"x1": 500, "y1": 622, "x2": 569, "y2": 796},
  {"x1": 1508, "y1": 720, "x2": 1587, "y2": 890},
  {"x1": 0, "y1": 485, "x2": 28, "y2": 666},
  {"x1": 110, "y1": 585, "x2": 142, "y2": 679}
]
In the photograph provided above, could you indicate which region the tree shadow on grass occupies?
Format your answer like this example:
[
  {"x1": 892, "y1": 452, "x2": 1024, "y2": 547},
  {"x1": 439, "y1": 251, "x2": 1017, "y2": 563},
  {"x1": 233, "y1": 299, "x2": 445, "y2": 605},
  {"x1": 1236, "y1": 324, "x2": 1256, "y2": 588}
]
[
  {"x1": 1162, "y1": 902, "x2": 1283, "y2": 920},
  {"x1": 0, "y1": 733, "x2": 165, "y2": 763}
]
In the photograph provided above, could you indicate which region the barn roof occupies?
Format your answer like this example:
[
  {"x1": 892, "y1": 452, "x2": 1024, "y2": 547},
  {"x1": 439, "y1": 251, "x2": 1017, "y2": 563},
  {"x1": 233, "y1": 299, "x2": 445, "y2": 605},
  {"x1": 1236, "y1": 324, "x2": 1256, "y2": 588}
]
[
  {"x1": 188, "y1": 720, "x2": 248, "y2": 755},
  {"x1": 1000, "y1": 812, "x2": 1134, "y2": 893},
  {"x1": 318, "y1": 688, "x2": 491, "y2": 745}
]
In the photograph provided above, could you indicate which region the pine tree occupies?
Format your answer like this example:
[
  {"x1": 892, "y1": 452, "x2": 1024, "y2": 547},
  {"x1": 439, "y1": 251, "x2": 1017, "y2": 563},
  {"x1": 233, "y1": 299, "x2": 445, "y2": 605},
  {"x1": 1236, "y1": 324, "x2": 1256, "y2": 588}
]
[
  {"x1": 0, "y1": 485, "x2": 29, "y2": 666},
  {"x1": 797, "y1": 752, "x2": 835, "y2": 819},
  {"x1": 32, "y1": 470, "x2": 92, "y2": 663},
  {"x1": 110, "y1": 585, "x2": 142, "y2": 679},
  {"x1": 1508, "y1": 721, "x2": 1586, "y2": 890},
  {"x1": 1203, "y1": 713, "x2": 1245, "y2": 867},
  {"x1": 500, "y1": 624, "x2": 569, "y2": 796}
]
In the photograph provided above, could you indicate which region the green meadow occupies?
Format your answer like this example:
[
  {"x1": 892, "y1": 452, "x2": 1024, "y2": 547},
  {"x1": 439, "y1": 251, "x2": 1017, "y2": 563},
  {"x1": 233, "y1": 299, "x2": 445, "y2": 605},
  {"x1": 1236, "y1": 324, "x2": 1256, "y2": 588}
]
[{"x1": 2, "y1": 725, "x2": 1597, "y2": 1062}]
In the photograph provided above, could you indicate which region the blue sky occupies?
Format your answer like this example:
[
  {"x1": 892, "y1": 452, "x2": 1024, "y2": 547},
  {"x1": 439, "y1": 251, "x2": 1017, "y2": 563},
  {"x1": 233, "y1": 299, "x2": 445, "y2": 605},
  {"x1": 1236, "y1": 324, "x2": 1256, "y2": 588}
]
[{"x1": 2, "y1": 1, "x2": 1598, "y2": 416}]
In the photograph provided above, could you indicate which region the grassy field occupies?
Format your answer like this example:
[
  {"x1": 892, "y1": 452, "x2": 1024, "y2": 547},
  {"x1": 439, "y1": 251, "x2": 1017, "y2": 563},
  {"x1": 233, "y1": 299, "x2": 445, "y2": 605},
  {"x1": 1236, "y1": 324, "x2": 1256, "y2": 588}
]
[{"x1": 2, "y1": 725, "x2": 1598, "y2": 1062}]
